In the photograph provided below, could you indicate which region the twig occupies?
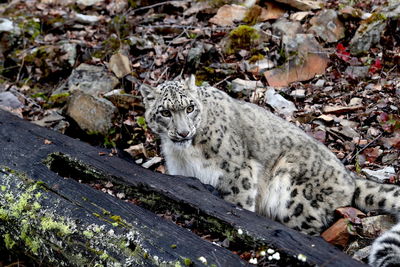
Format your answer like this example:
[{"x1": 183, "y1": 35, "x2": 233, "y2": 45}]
[
  {"x1": 346, "y1": 132, "x2": 383, "y2": 163},
  {"x1": 128, "y1": 1, "x2": 187, "y2": 14}
]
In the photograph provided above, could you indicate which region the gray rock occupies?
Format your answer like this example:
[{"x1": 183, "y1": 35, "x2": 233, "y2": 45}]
[
  {"x1": 32, "y1": 110, "x2": 69, "y2": 134},
  {"x1": 0, "y1": 18, "x2": 14, "y2": 32},
  {"x1": 0, "y1": 92, "x2": 23, "y2": 109},
  {"x1": 349, "y1": 19, "x2": 386, "y2": 55},
  {"x1": 362, "y1": 166, "x2": 396, "y2": 182},
  {"x1": 60, "y1": 42, "x2": 77, "y2": 67},
  {"x1": 308, "y1": 9, "x2": 345, "y2": 43},
  {"x1": 76, "y1": 0, "x2": 103, "y2": 6},
  {"x1": 272, "y1": 18, "x2": 303, "y2": 39},
  {"x1": 290, "y1": 89, "x2": 306, "y2": 99},
  {"x1": 231, "y1": 78, "x2": 263, "y2": 93},
  {"x1": 265, "y1": 87, "x2": 297, "y2": 116},
  {"x1": 274, "y1": 0, "x2": 322, "y2": 11},
  {"x1": 352, "y1": 245, "x2": 371, "y2": 262},
  {"x1": 66, "y1": 92, "x2": 117, "y2": 135},
  {"x1": 187, "y1": 43, "x2": 205, "y2": 69},
  {"x1": 345, "y1": 66, "x2": 370, "y2": 79},
  {"x1": 53, "y1": 63, "x2": 119, "y2": 97},
  {"x1": 74, "y1": 13, "x2": 100, "y2": 24},
  {"x1": 361, "y1": 215, "x2": 396, "y2": 238}
]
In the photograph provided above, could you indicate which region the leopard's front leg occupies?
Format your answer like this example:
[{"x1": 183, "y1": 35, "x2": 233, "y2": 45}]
[{"x1": 218, "y1": 160, "x2": 261, "y2": 212}]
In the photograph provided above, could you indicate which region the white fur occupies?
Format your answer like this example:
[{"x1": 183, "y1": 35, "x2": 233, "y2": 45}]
[
  {"x1": 162, "y1": 139, "x2": 222, "y2": 188},
  {"x1": 258, "y1": 173, "x2": 291, "y2": 220}
]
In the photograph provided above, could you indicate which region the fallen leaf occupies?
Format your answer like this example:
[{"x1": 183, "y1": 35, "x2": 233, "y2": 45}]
[
  {"x1": 336, "y1": 207, "x2": 366, "y2": 224},
  {"x1": 44, "y1": 139, "x2": 53, "y2": 145},
  {"x1": 363, "y1": 147, "x2": 382, "y2": 163},
  {"x1": 382, "y1": 133, "x2": 400, "y2": 149}
]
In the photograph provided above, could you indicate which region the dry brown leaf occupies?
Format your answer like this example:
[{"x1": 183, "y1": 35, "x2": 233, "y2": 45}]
[
  {"x1": 44, "y1": 139, "x2": 53, "y2": 145},
  {"x1": 336, "y1": 207, "x2": 366, "y2": 224},
  {"x1": 382, "y1": 133, "x2": 400, "y2": 149},
  {"x1": 363, "y1": 147, "x2": 382, "y2": 163}
]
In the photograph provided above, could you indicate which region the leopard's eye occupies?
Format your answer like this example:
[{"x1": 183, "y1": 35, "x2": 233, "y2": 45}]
[
  {"x1": 186, "y1": 105, "x2": 195, "y2": 114},
  {"x1": 160, "y1": 110, "x2": 172, "y2": 117}
]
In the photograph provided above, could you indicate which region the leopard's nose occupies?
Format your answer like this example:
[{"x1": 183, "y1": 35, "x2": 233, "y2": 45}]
[{"x1": 178, "y1": 131, "x2": 189, "y2": 138}]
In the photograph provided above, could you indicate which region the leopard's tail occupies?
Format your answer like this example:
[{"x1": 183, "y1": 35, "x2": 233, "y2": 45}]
[
  {"x1": 353, "y1": 178, "x2": 400, "y2": 267},
  {"x1": 353, "y1": 178, "x2": 400, "y2": 214}
]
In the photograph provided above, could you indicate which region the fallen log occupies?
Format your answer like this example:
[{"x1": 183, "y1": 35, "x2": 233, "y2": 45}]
[{"x1": 0, "y1": 110, "x2": 366, "y2": 266}]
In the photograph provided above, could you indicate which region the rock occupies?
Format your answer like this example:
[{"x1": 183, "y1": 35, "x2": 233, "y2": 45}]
[
  {"x1": 109, "y1": 53, "x2": 131, "y2": 78},
  {"x1": 272, "y1": 18, "x2": 303, "y2": 38},
  {"x1": 66, "y1": 92, "x2": 117, "y2": 135},
  {"x1": 104, "y1": 89, "x2": 138, "y2": 109},
  {"x1": 231, "y1": 78, "x2": 263, "y2": 93},
  {"x1": 315, "y1": 79, "x2": 325, "y2": 87},
  {"x1": 339, "y1": 6, "x2": 365, "y2": 19},
  {"x1": 349, "y1": 17, "x2": 386, "y2": 55},
  {"x1": 321, "y1": 218, "x2": 350, "y2": 247},
  {"x1": 308, "y1": 9, "x2": 345, "y2": 43},
  {"x1": 361, "y1": 215, "x2": 396, "y2": 238},
  {"x1": 290, "y1": 11, "x2": 312, "y2": 21},
  {"x1": 60, "y1": 42, "x2": 77, "y2": 67},
  {"x1": 187, "y1": 43, "x2": 205, "y2": 69},
  {"x1": 209, "y1": 4, "x2": 247, "y2": 26},
  {"x1": 274, "y1": 0, "x2": 323, "y2": 11},
  {"x1": 0, "y1": 92, "x2": 23, "y2": 109},
  {"x1": 259, "y1": 2, "x2": 285, "y2": 21},
  {"x1": 32, "y1": 110, "x2": 69, "y2": 134},
  {"x1": 246, "y1": 58, "x2": 275, "y2": 74},
  {"x1": 362, "y1": 166, "x2": 396, "y2": 182},
  {"x1": 345, "y1": 66, "x2": 370, "y2": 79},
  {"x1": 265, "y1": 87, "x2": 297, "y2": 116},
  {"x1": 352, "y1": 245, "x2": 371, "y2": 262},
  {"x1": 347, "y1": 0, "x2": 400, "y2": 55},
  {"x1": 290, "y1": 89, "x2": 306, "y2": 99},
  {"x1": 53, "y1": 63, "x2": 119, "y2": 97},
  {"x1": 74, "y1": 13, "x2": 100, "y2": 24},
  {"x1": 0, "y1": 18, "x2": 15, "y2": 32},
  {"x1": 264, "y1": 34, "x2": 329, "y2": 87},
  {"x1": 76, "y1": 0, "x2": 103, "y2": 6}
]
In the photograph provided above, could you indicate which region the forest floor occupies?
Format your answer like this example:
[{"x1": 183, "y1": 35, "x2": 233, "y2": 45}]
[{"x1": 0, "y1": 0, "x2": 399, "y2": 266}]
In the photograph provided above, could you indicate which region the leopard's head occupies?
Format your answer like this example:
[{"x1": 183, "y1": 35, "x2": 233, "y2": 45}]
[{"x1": 140, "y1": 75, "x2": 203, "y2": 146}]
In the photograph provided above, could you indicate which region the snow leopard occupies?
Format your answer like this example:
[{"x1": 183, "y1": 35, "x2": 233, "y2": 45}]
[{"x1": 140, "y1": 75, "x2": 400, "y2": 266}]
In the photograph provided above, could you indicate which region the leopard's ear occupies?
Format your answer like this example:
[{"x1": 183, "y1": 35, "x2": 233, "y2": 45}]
[
  {"x1": 139, "y1": 83, "x2": 158, "y2": 107},
  {"x1": 185, "y1": 74, "x2": 197, "y2": 92}
]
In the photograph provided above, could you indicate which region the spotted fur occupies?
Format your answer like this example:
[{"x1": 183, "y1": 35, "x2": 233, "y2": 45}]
[{"x1": 140, "y1": 76, "x2": 400, "y2": 265}]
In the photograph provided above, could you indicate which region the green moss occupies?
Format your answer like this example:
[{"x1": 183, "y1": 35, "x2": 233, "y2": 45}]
[
  {"x1": 48, "y1": 92, "x2": 70, "y2": 105},
  {"x1": 4, "y1": 233, "x2": 16, "y2": 249},
  {"x1": 249, "y1": 53, "x2": 265, "y2": 63},
  {"x1": 243, "y1": 5, "x2": 262, "y2": 25},
  {"x1": 226, "y1": 25, "x2": 260, "y2": 55},
  {"x1": 1, "y1": 185, "x2": 6, "y2": 191},
  {"x1": 183, "y1": 257, "x2": 192, "y2": 266},
  {"x1": 40, "y1": 217, "x2": 72, "y2": 236}
]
